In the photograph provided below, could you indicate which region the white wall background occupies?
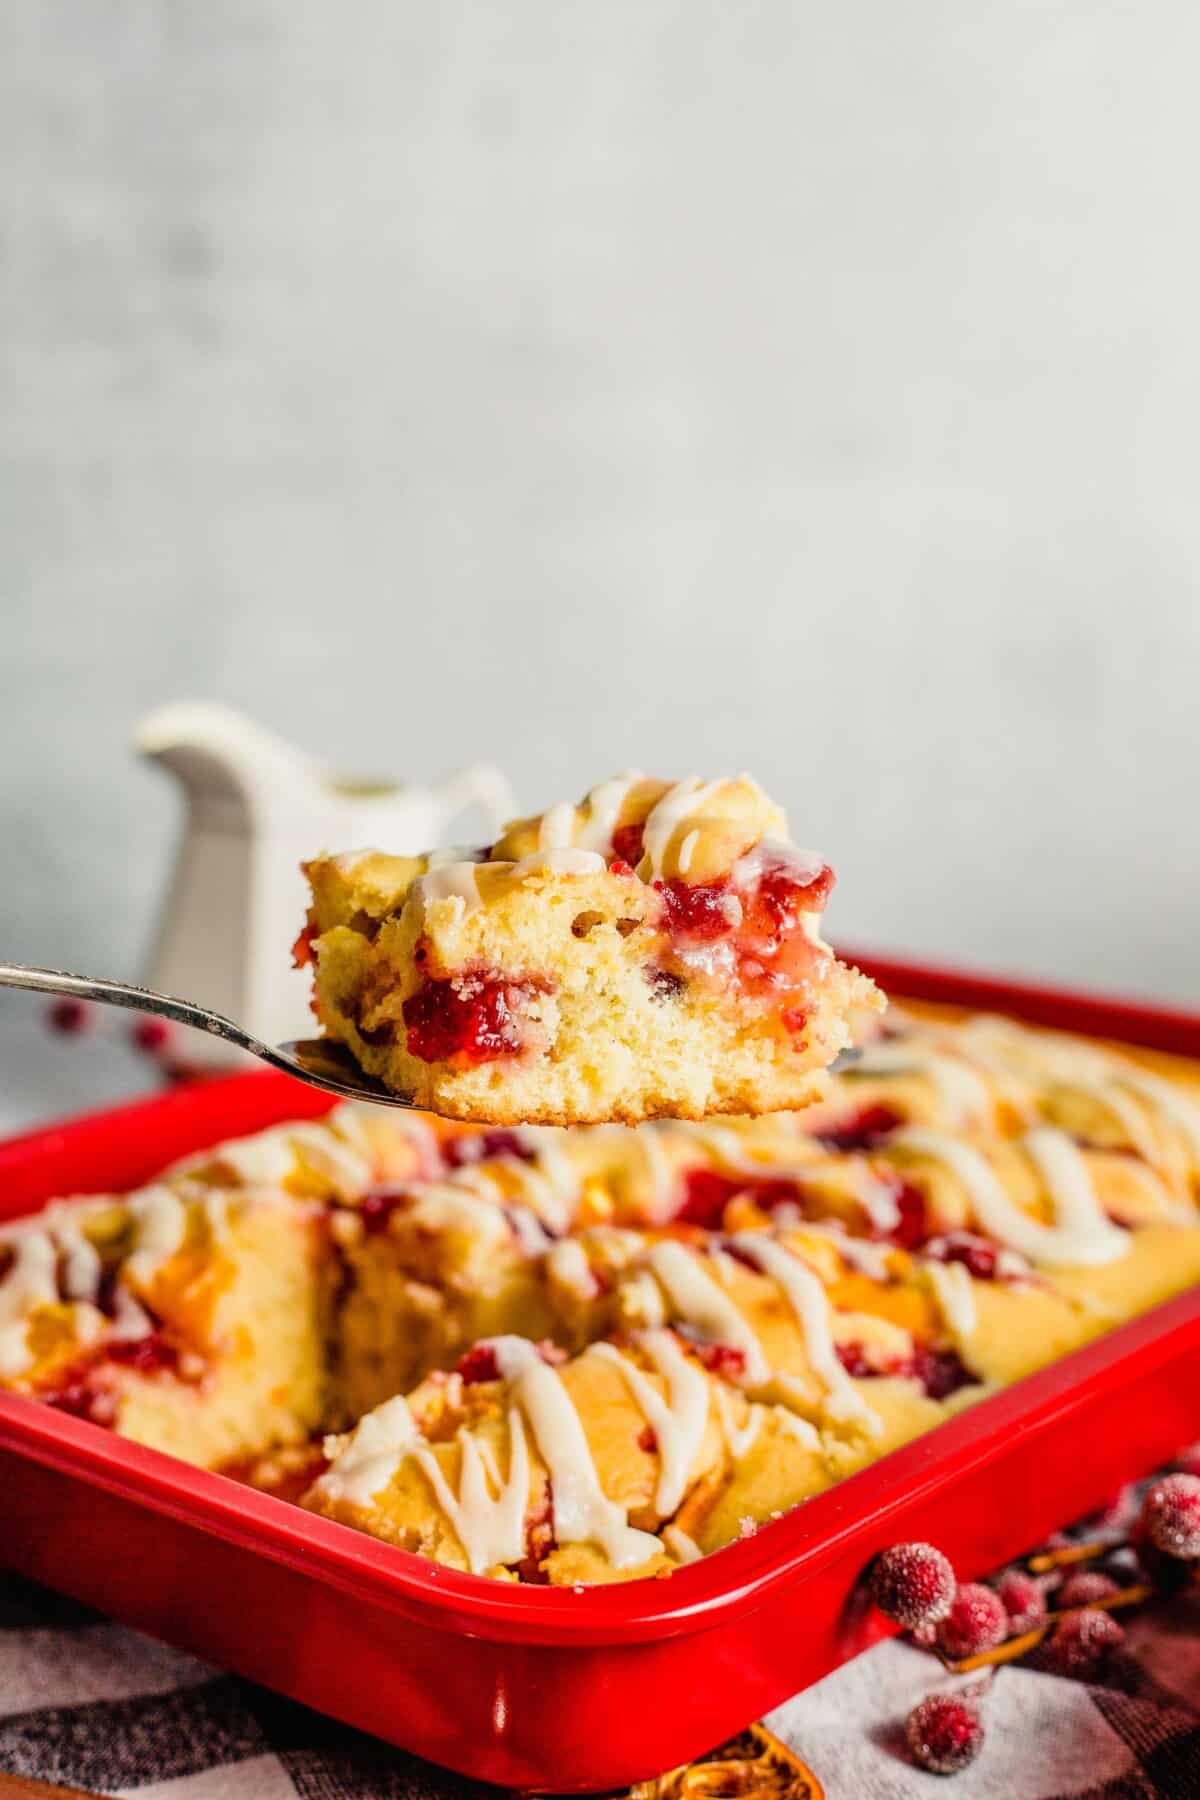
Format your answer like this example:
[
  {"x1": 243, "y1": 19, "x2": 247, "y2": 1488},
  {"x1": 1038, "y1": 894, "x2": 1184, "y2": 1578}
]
[{"x1": 3, "y1": 0, "x2": 1200, "y2": 1050}]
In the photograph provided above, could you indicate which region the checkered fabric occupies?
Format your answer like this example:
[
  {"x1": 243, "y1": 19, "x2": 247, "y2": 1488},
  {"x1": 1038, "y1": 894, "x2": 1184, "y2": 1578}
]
[{"x1": 3, "y1": 1561, "x2": 1200, "y2": 1798}]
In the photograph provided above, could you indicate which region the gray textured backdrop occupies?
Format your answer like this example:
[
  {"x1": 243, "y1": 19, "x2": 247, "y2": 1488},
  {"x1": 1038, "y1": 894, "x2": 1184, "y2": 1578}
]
[{"x1": 3, "y1": 2, "x2": 1199, "y2": 1048}]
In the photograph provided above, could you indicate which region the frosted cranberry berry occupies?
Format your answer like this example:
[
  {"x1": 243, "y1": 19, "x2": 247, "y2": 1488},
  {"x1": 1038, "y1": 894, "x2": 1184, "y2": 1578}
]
[
  {"x1": 47, "y1": 997, "x2": 92, "y2": 1035},
  {"x1": 403, "y1": 975, "x2": 536, "y2": 1064},
  {"x1": 936, "y1": 1583, "x2": 1008, "y2": 1660},
  {"x1": 905, "y1": 1692, "x2": 984, "y2": 1776},
  {"x1": 1057, "y1": 1570, "x2": 1119, "y2": 1610},
  {"x1": 1142, "y1": 1473, "x2": 1200, "y2": 1559},
  {"x1": 994, "y1": 1570, "x2": 1047, "y2": 1635},
  {"x1": 870, "y1": 1542, "x2": 956, "y2": 1630},
  {"x1": 1043, "y1": 1607, "x2": 1124, "y2": 1678}
]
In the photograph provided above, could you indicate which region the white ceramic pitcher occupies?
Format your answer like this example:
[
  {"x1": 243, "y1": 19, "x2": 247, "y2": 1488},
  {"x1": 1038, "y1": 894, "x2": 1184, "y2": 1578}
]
[{"x1": 137, "y1": 702, "x2": 514, "y2": 1063}]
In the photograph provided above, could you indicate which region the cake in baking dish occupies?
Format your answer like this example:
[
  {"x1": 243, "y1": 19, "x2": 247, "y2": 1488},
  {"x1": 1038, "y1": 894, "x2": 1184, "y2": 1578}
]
[
  {"x1": 299, "y1": 773, "x2": 882, "y2": 1124},
  {"x1": 5, "y1": 1004, "x2": 1200, "y2": 1582}
]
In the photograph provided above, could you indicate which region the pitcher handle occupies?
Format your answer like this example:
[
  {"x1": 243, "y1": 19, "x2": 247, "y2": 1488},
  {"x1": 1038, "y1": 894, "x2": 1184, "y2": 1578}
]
[{"x1": 432, "y1": 763, "x2": 516, "y2": 840}]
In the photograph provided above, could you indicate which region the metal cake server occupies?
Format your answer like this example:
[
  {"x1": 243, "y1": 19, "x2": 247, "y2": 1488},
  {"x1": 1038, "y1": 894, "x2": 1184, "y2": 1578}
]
[{"x1": 0, "y1": 962, "x2": 406, "y2": 1108}]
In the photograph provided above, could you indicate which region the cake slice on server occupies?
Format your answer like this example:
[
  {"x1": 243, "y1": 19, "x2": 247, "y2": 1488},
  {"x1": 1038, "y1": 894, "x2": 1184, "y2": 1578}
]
[{"x1": 299, "y1": 773, "x2": 882, "y2": 1125}]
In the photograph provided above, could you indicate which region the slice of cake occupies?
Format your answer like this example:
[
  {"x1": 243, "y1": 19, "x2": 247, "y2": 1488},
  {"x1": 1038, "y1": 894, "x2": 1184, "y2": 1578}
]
[{"x1": 300, "y1": 773, "x2": 882, "y2": 1125}]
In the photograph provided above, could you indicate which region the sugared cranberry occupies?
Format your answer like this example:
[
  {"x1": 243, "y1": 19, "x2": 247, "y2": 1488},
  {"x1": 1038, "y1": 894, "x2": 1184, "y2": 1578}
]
[
  {"x1": 870, "y1": 1542, "x2": 956, "y2": 1629},
  {"x1": 291, "y1": 920, "x2": 318, "y2": 969},
  {"x1": 1042, "y1": 1608, "x2": 1124, "y2": 1678},
  {"x1": 817, "y1": 1104, "x2": 903, "y2": 1153},
  {"x1": 47, "y1": 997, "x2": 93, "y2": 1035},
  {"x1": 403, "y1": 974, "x2": 537, "y2": 1065},
  {"x1": 611, "y1": 823, "x2": 645, "y2": 867},
  {"x1": 130, "y1": 1016, "x2": 172, "y2": 1055},
  {"x1": 936, "y1": 1583, "x2": 1008, "y2": 1660},
  {"x1": 994, "y1": 1570, "x2": 1047, "y2": 1635},
  {"x1": 924, "y1": 1233, "x2": 999, "y2": 1281},
  {"x1": 1141, "y1": 1473, "x2": 1200, "y2": 1559},
  {"x1": 1057, "y1": 1570, "x2": 1119, "y2": 1610},
  {"x1": 657, "y1": 878, "x2": 740, "y2": 942},
  {"x1": 913, "y1": 1346, "x2": 976, "y2": 1401},
  {"x1": 905, "y1": 1692, "x2": 984, "y2": 1776}
]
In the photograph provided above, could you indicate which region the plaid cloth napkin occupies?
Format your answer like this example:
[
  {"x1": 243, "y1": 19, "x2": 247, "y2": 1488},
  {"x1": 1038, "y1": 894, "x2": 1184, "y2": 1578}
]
[{"x1": 2, "y1": 1563, "x2": 1199, "y2": 1799}]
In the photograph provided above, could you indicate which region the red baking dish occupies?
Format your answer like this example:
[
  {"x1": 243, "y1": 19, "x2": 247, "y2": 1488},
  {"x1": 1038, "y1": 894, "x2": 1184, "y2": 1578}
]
[{"x1": 3, "y1": 953, "x2": 1200, "y2": 1792}]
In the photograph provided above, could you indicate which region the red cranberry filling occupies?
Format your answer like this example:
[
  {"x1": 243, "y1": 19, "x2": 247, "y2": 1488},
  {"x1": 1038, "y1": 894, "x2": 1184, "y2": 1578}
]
[
  {"x1": 817, "y1": 1103, "x2": 904, "y2": 1153},
  {"x1": 455, "y1": 1343, "x2": 501, "y2": 1384},
  {"x1": 359, "y1": 1188, "x2": 408, "y2": 1235},
  {"x1": 444, "y1": 1130, "x2": 535, "y2": 1169},
  {"x1": 650, "y1": 847, "x2": 835, "y2": 1010},
  {"x1": 836, "y1": 1339, "x2": 976, "y2": 1399},
  {"x1": 679, "y1": 1168, "x2": 808, "y2": 1227},
  {"x1": 689, "y1": 1341, "x2": 747, "y2": 1381},
  {"x1": 40, "y1": 1331, "x2": 188, "y2": 1426},
  {"x1": 923, "y1": 1232, "x2": 1001, "y2": 1281},
  {"x1": 884, "y1": 1182, "x2": 929, "y2": 1251},
  {"x1": 657, "y1": 879, "x2": 741, "y2": 942},
  {"x1": 611, "y1": 822, "x2": 646, "y2": 866},
  {"x1": 291, "y1": 919, "x2": 318, "y2": 969},
  {"x1": 912, "y1": 1346, "x2": 975, "y2": 1400},
  {"x1": 403, "y1": 973, "x2": 544, "y2": 1065}
]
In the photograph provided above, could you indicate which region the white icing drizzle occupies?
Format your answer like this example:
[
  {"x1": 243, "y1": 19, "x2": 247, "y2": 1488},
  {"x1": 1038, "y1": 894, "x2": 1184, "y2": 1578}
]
[
  {"x1": 413, "y1": 1412, "x2": 531, "y2": 1575},
  {"x1": 201, "y1": 1191, "x2": 231, "y2": 1245},
  {"x1": 406, "y1": 1184, "x2": 514, "y2": 1248},
  {"x1": 713, "y1": 1385, "x2": 764, "y2": 1460},
  {"x1": 575, "y1": 770, "x2": 645, "y2": 855},
  {"x1": 795, "y1": 1220, "x2": 894, "y2": 1282},
  {"x1": 0, "y1": 1231, "x2": 58, "y2": 1377},
  {"x1": 662, "y1": 1524, "x2": 703, "y2": 1563},
  {"x1": 676, "y1": 829, "x2": 700, "y2": 877},
  {"x1": 415, "y1": 859, "x2": 483, "y2": 910},
  {"x1": 847, "y1": 1042, "x2": 993, "y2": 1124},
  {"x1": 510, "y1": 847, "x2": 607, "y2": 879},
  {"x1": 924, "y1": 1260, "x2": 977, "y2": 1339},
  {"x1": 893, "y1": 1128, "x2": 1128, "y2": 1268},
  {"x1": 1022, "y1": 1128, "x2": 1131, "y2": 1263},
  {"x1": 109, "y1": 1286, "x2": 155, "y2": 1342},
  {"x1": 622, "y1": 1268, "x2": 668, "y2": 1329},
  {"x1": 633, "y1": 1125, "x2": 679, "y2": 1223},
  {"x1": 125, "y1": 1187, "x2": 187, "y2": 1286},
  {"x1": 43, "y1": 1206, "x2": 103, "y2": 1302},
  {"x1": 316, "y1": 1394, "x2": 422, "y2": 1509},
  {"x1": 641, "y1": 778, "x2": 727, "y2": 880},
  {"x1": 492, "y1": 1337, "x2": 662, "y2": 1568},
  {"x1": 546, "y1": 1237, "x2": 599, "y2": 1299},
  {"x1": 1120, "y1": 1071, "x2": 1200, "y2": 1161},
  {"x1": 731, "y1": 837, "x2": 826, "y2": 891},
  {"x1": 590, "y1": 1333, "x2": 711, "y2": 1515},
  {"x1": 730, "y1": 1234, "x2": 882, "y2": 1434},
  {"x1": 538, "y1": 801, "x2": 578, "y2": 852},
  {"x1": 774, "y1": 1407, "x2": 822, "y2": 1450},
  {"x1": 507, "y1": 1205, "x2": 555, "y2": 1255},
  {"x1": 645, "y1": 1241, "x2": 770, "y2": 1384}
]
